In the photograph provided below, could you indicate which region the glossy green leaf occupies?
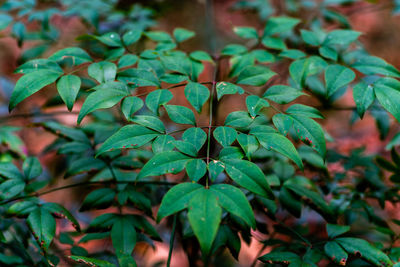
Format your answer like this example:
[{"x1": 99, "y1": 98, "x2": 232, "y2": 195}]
[
  {"x1": 15, "y1": 59, "x2": 63, "y2": 74},
  {"x1": 326, "y1": 224, "x2": 350, "y2": 238},
  {"x1": 80, "y1": 188, "x2": 115, "y2": 211},
  {"x1": 190, "y1": 51, "x2": 213, "y2": 62},
  {"x1": 325, "y1": 65, "x2": 355, "y2": 97},
  {"x1": 335, "y1": 237, "x2": 392, "y2": 266},
  {"x1": 237, "y1": 65, "x2": 276, "y2": 86},
  {"x1": 237, "y1": 133, "x2": 258, "y2": 159},
  {"x1": 9, "y1": 70, "x2": 62, "y2": 111},
  {"x1": 65, "y1": 157, "x2": 106, "y2": 177},
  {"x1": 352, "y1": 55, "x2": 400, "y2": 78},
  {"x1": 182, "y1": 127, "x2": 207, "y2": 151},
  {"x1": 145, "y1": 89, "x2": 173, "y2": 115},
  {"x1": 224, "y1": 111, "x2": 253, "y2": 128},
  {"x1": 78, "y1": 86, "x2": 128, "y2": 123},
  {"x1": 56, "y1": 74, "x2": 81, "y2": 111},
  {"x1": 184, "y1": 82, "x2": 210, "y2": 112},
  {"x1": 253, "y1": 132, "x2": 303, "y2": 168},
  {"x1": 186, "y1": 159, "x2": 207, "y2": 182},
  {"x1": 22, "y1": 157, "x2": 42, "y2": 180},
  {"x1": 49, "y1": 47, "x2": 93, "y2": 65},
  {"x1": 263, "y1": 85, "x2": 305, "y2": 104},
  {"x1": 324, "y1": 241, "x2": 348, "y2": 266},
  {"x1": 279, "y1": 49, "x2": 306, "y2": 59},
  {"x1": 111, "y1": 217, "x2": 136, "y2": 256},
  {"x1": 27, "y1": 208, "x2": 56, "y2": 251},
  {"x1": 97, "y1": 125, "x2": 159, "y2": 156},
  {"x1": 152, "y1": 135, "x2": 175, "y2": 154},
  {"x1": 210, "y1": 184, "x2": 256, "y2": 229},
  {"x1": 233, "y1": 26, "x2": 258, "y2": 39},
  {"x1": 188, "y1": 188, "x2": 221, "y2": 255},
  {"x1": 286, "y1": 104, "x2": 324, "y2": 119},
  {"x1": 272, "y1": 113, "x2": 293, "y2": 135},
  {"x1": 216, "y1": 82, "x2": 244, "y2": 100},
  {"x1": 88, "y1": 62, "x2": 117, "y2": 83},
  {"x1": 164, "y1": 105, "x2": 196, "y2": 125},
  {"x1": 319, "y1": 46, "x2": 338, "y2": 61},
  {"x1": 259, "y1": 251, "x2": 301, "y2": 264},
  {"x1": 261, "y1": 36, "x2": 286, "y2": 50},
  {"x1": 353, "y1": 81, "x2": 375, "y2": 118},
  {"x1": 43, "y1": 202, "x2": 81, "y2": 231},
  {"x1": 289, "y1": 56, "x2": 327, "y2": 88},
  {"x1": 123, "y1": 30, "x2": 142, "y2": 46},
  {"x1": 213, "y1": 126, "x2": 237, "y2": 147},
  {"x1": 69, "y1": 256, "x2": 116, "y2": 267},
  {"x1": 0, "y1": 179, "x2": 25, "y2": 200},
  {"x1": 118, "y1": 54, "x2": 138, "y2": 68},
  {"x1": 300, "y1": 30, "x2": 321, "y2": 46},
  {"x1": 279, "y1": 186, "x2": 302, "y2": 217},
  {"x1": 246, "y1": 95, "x2": 269, "y2": 117},
  {"x1": 264, "y1": 16, "x2": 300, "y2": 36},
  {"x1": 221, "y1": 44, "x2": 247, "y2": 56},
  {"x1": 0, "y1": 162, "x2": 23, "y2": 180},
  {"x1": 121, "y1": 96, "x2": 144, "y2": 120},
  {"x1": 145, "y1": 31, "x2": 173, "y2": 42},
  {"x1": 157, "y1": 182, "x2": 203, "y2": 222},
  {"x1": 374, "y1": 77, "x2": 400, "y2": 122},
  {"x1": 131, "y1": 115, "x2": 165, "y2": 133},
  {"x1": 208, "y1": 160, "x2": 225, "y2": 182},
  {"x1": 138, "y1": 151, "x2": 190, "y2": 179},
  {"x1": 220, "y1": 146, "x2": 244, "y2": 160},
  {"x1": 222, "y1": 159, "x2": 273, "y2": 198},
  {"x1": 290, "y1": 114, "x2": 326, "y2": 157},
  {"x1": 173, "y1": 28, "x2": 195, "y2": 42},
  {"x1": 323, "y1": 30, "x2": 361, "y2": 47},
  {"x1": 174, "y1": 140, "x2": 198, "y2": 157},
  {"x1": 117, "y1": 68, "x2": 160, "y2": 87}
]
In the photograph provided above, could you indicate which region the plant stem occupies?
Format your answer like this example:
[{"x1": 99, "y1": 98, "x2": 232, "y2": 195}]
[{"x1": 166, "y1": 214, "x2": 177, "y2": 267}]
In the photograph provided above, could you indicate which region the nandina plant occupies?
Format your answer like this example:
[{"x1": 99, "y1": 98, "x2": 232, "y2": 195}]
[{"x1": 1, "y1": 0, "x2": 400, "y2": 266}]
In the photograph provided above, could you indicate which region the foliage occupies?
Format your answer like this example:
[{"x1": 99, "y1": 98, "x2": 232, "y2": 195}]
[{"x1": 1, "y1": 0, "x2": 400, "y2": 266}]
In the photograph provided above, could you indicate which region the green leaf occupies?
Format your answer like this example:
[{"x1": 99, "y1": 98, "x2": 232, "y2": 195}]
[
  {"x1": 173, "y1": 28, "x2": 195, "y2": 42},
  {"x1": 289, "y1": 56, "x2": 327, "y2": 88},
  {"x1": 78, "y1": 85, "x2": 128, "y2": 123},
  {"x1": 352, "y1": 55, "x2": 400, "y2": 78},
  {"x1": 237, "y1": 133, "x2": 259, "y2": 159},
  {"x1": 123, "y1": 30, "x2": 142, "y2": 45},
  {"x1": 233, "y1": 26, "x2": 258, "y2": 39},
  {"x1": 237, "y1": 65, "x2": 276, "y2": 86},
  {"x1": 0, "y1": 13, "x2": 12, "y2": 30},
  {"x1": 145, "y1": 89, "x2": 173, "y2": 115},
  {"x1": 186, "y1": 159, "x2": 207, "y2": 182},
  {"x1": 253, "y1": 132, "x2": 303, "y2": 168},
  {"x1": 69, "y1": 256, "x2": 116, "y2": 267},
  {"x1": 138, "y1": 151, "x2": 190, "y2": 179},
  {"x1": 118, "y1": 54, "x2": 138, "y2": 68},
  {"x1": 353, "y1": 81, "x2": 375, "y2": 118},
  {"x1": 216, "y1": 82, "x2": 244, "y2": 100},
  {"x1": 272, "y1": 113, "x2": 293, "y2": 135},
  {"x1": 279, "y1": 186, "x2": 302, "y2": 217},
  {"x1": 174, "y1": 140, "x2": 198, "y2": 157},
  {"x1": 208, "y1": 160, "x2": 225, "y2": 182},
  {"x1": 88, "y1": 62, "x2": 117, "y2": 83},
  {"x1": 152, "y1": 135, "x2": 175, "y2": 154},
  {"x1": 9, "y1": 70, "x2": 62, "y2": 111},
  {"x1": 15, "y1": 59, "x2": 63, "y2": 74},
  {"x1": 220, "y1": 146, "x2": 243, "y2": 160},
  {"x1": 213, "y1": 126, "x2": 237, "y2": 147},
  {"x1": 157, "y1": 182, "x2": 203, "y2": 222},
  {"x1": 111, "y1": 217, "x2": 136, "y2": 256},
  {"x1": 56, "y1": 74, "x2": 81, "y2": 111},
  {"x1": 335, "y1": 237, "x2": 392, "y2": 266},
  {"x1": 7, "y1": 200, "x2": 38, "y2": 217},
  {"x1": 0, "y1": 162, "x2": 23, "y2": 180},
  {"x1": 325, "y1": 65, "x2": 355, "y2": 97},
  {"x1": 326, "y1": 224, "x2": 350, "y2": 238},
  {"x1": 80, "y1": 188, "x2": 115, "y2": 211},
  {"x1": 210, "y1": 184, "x2": 256, "y2": 229},
  {"x1": 264, "y1": 16, "x2": 300, "y2": 36},
  {"x1": 246, "y1": 95, "x2": 269, "y2": 117},
  {"x1": 49, "y1": 47, "x2": 93, "y2": 65},
  {"x1": 290, "y1": 114, "x2": 326, "y2": 157},
  {"x1": 300, "y1": 30, "x2": 321, "y2": 46},
  {"x1": 261, "y1": 36, "x2": 286, "y2": 50},
  {"x1": 224, "y1": 111, "x2": 253, "y2": 128},
  {"x1": 374, "y1": 77, "x2": 400, "y2": 123},
  {"x1": 43, "y1": 202, "x2": 81, "y2": 231},
  {"x1": 131, "y1": 115, "x2": 165, "y2": 133},
  {"x1": 165, "y1": 105, "x2": 196, "y2": 125},
  {"x1": 97, "y1": 125, "x2": 160, "y2": 156},
  {"x1": 251, "y1": 49, "x2": 275, "y2": 63},
  {"x1": 95, "y1": 32, "x2": 122, "y2": 47},
  {"x1": 263, "y1": 85, "x2": 305, "y2": 104},
  {"x1": 324, "y1": 241, "x2": 348, "y2": 266},
  {"x1": 319, "y1": 46, "x2": 338, "y2": 61},
  {"x1": 121, "y1": 96, "x2": 144, "y2": 120},
  {"x1": 221, "y1": 44, "x2": 247, "y2": 56},
  {"x1": 190, "y1": 51, "x2": 213, "y2": 62},
  {"x1": 145, "y1": 31, "x2": 173, "y2": 43},
  {"x1": 323, "y1": 30, "x2": 361, "y2": 47},
  {"x1": 22, "y1": 157, "x2": 42, "y2": 180},
  {"x1": 0, "y1": 179, "x2": 25, "y2": 200},
  {"x1": 160, "y1": 55, "x2": 191, "y2": 75},
  {"x1": 188, "y1": 188, "x2": 221, "y2": 255},
  {"x1": 27, "y1": 207, "x2": 56, "y2": 251},
  {"x1": 184, "y1": 82, "x2": 210, "y2": 112},
  {"x1": 279, "y1": 49, "x2": 306, "y2": 59},
  {"x1": 286, "y1": 104, "x2": 324, "y2": 119},
  {"x1": 222, "y1": 159, "x2": 273, "y2": 198},
  {"x1": 259, "y1": 251, "x2": 301, "y2": 264},
  {"x1": 65, "y1": 157, "x2": 106, "y2": 177},
  {"x1": 182, "y1": 127, "x2": 207, "y2": 152}
]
